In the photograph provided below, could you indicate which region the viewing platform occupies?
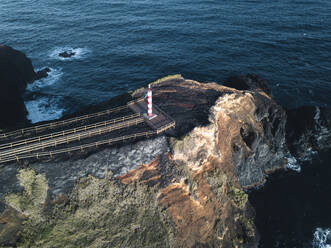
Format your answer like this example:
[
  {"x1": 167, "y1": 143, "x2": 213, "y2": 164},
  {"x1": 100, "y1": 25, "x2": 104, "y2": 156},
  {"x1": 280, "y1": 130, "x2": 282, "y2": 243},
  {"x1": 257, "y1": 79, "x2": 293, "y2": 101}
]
[{"x1": 0, "y1": 91, "x2": 175, "y2": 165}]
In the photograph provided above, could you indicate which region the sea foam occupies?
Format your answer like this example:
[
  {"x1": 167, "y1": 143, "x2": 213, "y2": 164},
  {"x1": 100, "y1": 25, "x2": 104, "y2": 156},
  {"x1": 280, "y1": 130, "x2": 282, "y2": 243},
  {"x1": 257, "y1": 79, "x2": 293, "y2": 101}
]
[
  {"x1": 49, "y1": 47, "x2": 90, "y2": 61},
  {"x1": 27, "y1": 67, "x2": 63, "y2": 91},
  {"x1": 286, "y1": 155, "x2": 301, "y2": 172},
  {"x1": 313, "y1": 228, "x2": 331, "y2": 248},
  {"x1": 25, "y1": 96, "x2": 64, "y2": 124}
]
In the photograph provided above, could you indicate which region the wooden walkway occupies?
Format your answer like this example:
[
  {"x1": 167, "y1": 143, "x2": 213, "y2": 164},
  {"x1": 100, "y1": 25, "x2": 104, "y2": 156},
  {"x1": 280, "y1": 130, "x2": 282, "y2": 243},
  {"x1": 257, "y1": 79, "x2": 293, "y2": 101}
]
[{"x1": 0, "y1": 98, "x2": 175, "y2": 165}]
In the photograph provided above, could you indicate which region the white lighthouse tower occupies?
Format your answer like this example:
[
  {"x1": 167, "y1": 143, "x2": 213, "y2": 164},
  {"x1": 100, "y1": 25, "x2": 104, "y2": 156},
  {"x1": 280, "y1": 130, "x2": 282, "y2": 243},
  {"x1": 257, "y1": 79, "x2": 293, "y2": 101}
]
[
  {"x1": 144, "y1": 84, "x2": 156, "y2": 120},
  {"x1": 147, "y1": 84, "x2": 153, "y2": 117}
]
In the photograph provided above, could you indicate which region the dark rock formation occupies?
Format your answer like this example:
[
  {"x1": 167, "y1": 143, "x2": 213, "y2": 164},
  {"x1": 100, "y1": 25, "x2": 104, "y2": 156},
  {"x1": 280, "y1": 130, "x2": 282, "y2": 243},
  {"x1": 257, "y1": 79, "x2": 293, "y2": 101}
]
[
  {"x1": 59, "y1": 51, "x2": 75, "y2": 58},
  {"x1": 35, "y1": 67, "x2": 50, "y2": 80},
  {"x1": 0, "y1": 45, "x2": 37, "y2": 128},
  {"x1": 0, "y1": 45, "x2": 50, "y2": 129},
  {"x1": 224, "y1": 74, "x2": 271, "y2": 96},
  {"x1": 286, "y1": 106, "x2": 331, "y2": 160}
]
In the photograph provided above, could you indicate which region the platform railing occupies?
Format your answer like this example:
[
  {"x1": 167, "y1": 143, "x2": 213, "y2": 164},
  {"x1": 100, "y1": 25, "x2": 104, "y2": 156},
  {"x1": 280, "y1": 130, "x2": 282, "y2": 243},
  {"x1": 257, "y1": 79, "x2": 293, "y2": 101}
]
[
  {"x1": 0, "y1": 121, "x2": 175, "y2": 164},
  {"x1": 0, "y1": 113, "x2": 140, "y2": 150},
  {"x1": 0, "y1": 104, "x2": 130, "y2": 139},
  {"x1": 0, "y1": 117, "x2": 144, "y2": 160},
  {"x1": 0, "y1": 96, "x2": 176, "y2": 165}
]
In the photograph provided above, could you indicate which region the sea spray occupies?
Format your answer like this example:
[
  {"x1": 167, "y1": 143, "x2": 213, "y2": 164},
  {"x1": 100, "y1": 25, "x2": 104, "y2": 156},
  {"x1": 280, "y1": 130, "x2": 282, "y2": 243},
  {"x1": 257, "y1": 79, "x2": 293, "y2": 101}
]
[
  {"x1": 25, "y1": 96, "x2": 64, "y2": 123},
  {"x1": 313, "y1": 228, "x2": 331, "y2": 248},
  {"x1": 27, "y1": 67, "x2": 63, "y2": 91},
  {"x1": 49, "y1": 47, "x2": 91, "y2": 61}
]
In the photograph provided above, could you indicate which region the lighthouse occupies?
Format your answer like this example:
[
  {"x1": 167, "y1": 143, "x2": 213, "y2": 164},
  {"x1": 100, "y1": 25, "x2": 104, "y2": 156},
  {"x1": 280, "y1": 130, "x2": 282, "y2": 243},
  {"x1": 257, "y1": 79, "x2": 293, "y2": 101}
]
[
  {"x1": 147, "y1": 84, "x2": 153, "y2": 117},
  {"x1": 144, "y1": 84, "x2": 156, "y2": 120}
]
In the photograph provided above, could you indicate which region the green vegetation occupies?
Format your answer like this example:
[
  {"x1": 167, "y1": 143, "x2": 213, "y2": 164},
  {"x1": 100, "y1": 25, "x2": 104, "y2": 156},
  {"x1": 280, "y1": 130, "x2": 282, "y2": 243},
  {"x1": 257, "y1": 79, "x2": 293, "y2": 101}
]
[
  {"x1": 131, "y1": 74, "x2": 183, "y2": 96},
  {"x1": 149, "y1": 74, "x2": 182, "y2": 87},
  {"x1": 238, "y1": 216, "x2": 255, "y2": 239},
  {"x1": 15, "y1": 174, "x2": 170, "y2": 248},
  {"x1": 228, "y1": 185, "x2": 248, "y2": 209},
  {"x1": 5, "y1": 169, "x2": 48, "y2": 222},
  {"x1": 203, "y1": 169, "x2": 228, "y2": 199}
]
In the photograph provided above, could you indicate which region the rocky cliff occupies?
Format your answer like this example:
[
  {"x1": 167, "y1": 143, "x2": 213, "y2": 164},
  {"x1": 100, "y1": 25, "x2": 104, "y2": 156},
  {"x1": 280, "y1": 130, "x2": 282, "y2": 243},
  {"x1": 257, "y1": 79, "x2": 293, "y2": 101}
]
[
  {"x1": 0, "y1": 45, "x2": 36, "y2": 128},
  {"x1": 0, "y1": 45, "x2": 49, "y2": 129},
  {"x1": 0, "y1": 75, "x2": 330, "y2": 247}
]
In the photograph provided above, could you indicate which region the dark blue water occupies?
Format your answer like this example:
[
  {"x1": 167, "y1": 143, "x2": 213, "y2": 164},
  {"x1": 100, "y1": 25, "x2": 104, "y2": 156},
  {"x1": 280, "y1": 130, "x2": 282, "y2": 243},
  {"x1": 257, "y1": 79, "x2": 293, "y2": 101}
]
[
  {"x1": 1, "y1": 0, "x2": 331, "y2": 247},
  {"x1": 249, "y1": 151, "x2": 331, "y2": 248}
]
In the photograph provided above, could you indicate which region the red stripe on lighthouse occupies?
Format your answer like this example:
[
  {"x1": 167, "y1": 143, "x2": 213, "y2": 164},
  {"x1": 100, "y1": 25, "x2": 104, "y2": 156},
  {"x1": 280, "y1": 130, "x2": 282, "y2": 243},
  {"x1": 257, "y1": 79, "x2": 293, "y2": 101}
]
[{"x1": 148, "y1": 84, "x2": 152, "y2": 117}]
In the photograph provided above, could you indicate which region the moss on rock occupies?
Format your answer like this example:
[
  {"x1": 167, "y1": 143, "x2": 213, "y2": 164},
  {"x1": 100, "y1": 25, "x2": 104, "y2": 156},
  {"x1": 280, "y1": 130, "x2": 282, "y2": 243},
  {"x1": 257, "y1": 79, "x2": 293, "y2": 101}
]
[
  {"x1": 21, "y1": 175, "x2": 171, "y2": 248},
  {"x1": 5, "y1": 169, "x2": 48, "y2": 222},
  {"x1": 228, "y1": 185, "x2": 248, "y2": 209}
]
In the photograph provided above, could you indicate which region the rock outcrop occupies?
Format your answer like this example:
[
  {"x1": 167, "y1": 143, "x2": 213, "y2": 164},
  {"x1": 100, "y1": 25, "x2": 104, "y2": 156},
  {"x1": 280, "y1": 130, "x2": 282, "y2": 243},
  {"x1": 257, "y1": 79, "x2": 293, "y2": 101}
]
[
  {"x1": 0, "y1": 75, "x2": 329, "y2": 247},
  {"x1": 35, "y1": 67, "x2": 50, "y2": 80},
  {"x1": 0, "y1": 45, "x2": 50, "y2": 129},
  {"x1": 0, "y1": 45, "x2": 36, "y2": 128},
  {"x1": 286, "y1": 106, "x2": 331, "y2": 160},
  {"x1": 59, "y1": 50, "x2": 75, "y2": 58}
]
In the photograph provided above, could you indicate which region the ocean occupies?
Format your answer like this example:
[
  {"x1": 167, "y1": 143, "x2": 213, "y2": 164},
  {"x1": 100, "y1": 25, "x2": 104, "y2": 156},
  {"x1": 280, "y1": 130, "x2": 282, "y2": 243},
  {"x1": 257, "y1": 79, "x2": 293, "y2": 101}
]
[{"x1": 1, "y1": 0, "x2": 330, "y2": 247}]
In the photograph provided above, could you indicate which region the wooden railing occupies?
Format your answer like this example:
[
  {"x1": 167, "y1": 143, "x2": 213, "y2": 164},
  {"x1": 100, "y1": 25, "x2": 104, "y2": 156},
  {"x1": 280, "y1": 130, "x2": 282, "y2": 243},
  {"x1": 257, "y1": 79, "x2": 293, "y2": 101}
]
[
  {"x1": 0, "y1": 121, "x2": 175, "y2": 164},
  {"x1": 0, "y1": 104, "x2": 130, "y2": 139},
  {"x1": 0, "y1": 113, "x2": 140, "y2": 150},
  {"x1": 0, "y1": 117, "x2": 144, "y2": 161},
  {"x1": 0, "y1": 96, "x2": 176, "y2": 165}
]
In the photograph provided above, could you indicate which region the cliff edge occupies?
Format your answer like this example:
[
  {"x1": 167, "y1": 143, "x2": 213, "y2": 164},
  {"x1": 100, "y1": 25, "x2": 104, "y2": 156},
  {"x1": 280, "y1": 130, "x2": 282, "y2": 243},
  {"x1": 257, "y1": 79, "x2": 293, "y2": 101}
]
[{"x1": 0, "y1": 75, "x2": 330, "y2": 247}]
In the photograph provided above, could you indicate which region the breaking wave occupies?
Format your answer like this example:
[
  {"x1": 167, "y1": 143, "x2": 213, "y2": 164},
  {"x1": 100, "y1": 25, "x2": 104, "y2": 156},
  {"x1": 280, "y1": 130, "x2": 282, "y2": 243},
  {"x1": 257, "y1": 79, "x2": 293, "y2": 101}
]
[
  {"x1": 27, "y1": 67, "x2": 63, "y2": 91},
  {"x1": 313, "y1": 228, "x2": 331, "y2": 248},
  {"x1": 286, "y1": 155, "x2": 301, "y2": 172},
  {"x1": 49, "y1": 47, "x2": 90, "y2": 61},
  {"x1": 25, "y1": 96, "x2": 65, "y2": 123}
]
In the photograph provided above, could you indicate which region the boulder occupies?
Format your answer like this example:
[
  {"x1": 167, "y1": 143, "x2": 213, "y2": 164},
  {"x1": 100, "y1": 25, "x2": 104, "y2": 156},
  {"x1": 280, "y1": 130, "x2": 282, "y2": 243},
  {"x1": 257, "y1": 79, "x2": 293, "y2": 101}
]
[
  {"x1": 59, "y1": 51, "x2": 75, "y2": 58},
  {"x1": 35, "y1": 67, "x2": 50, "y2": 80}
]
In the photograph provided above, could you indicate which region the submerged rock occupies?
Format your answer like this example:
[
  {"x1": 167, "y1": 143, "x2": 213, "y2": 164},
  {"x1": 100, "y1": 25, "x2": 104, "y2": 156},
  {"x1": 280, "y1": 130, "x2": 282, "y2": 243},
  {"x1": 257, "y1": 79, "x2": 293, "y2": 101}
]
[
  {"x1": 59, "y1": 50, "x2": 75, "y2": 58},
  {"x1": 35, "y1": 67, "x2": 50, "y2": 80}
]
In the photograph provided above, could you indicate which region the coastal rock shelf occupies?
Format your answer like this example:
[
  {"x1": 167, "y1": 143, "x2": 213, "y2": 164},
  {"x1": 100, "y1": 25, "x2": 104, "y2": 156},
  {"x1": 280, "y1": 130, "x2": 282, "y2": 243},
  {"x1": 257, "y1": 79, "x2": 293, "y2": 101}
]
[{"x1": 0, "y1": 75, "x2": 330, "y2": 247}]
